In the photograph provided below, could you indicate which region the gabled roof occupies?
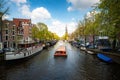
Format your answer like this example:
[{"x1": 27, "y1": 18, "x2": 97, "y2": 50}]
[
  {"x1": 3, "y1": 20, "x2": 15, "y2": 26},
  {"x1": 13, "y1": 18, "x2": 31, "y2": 27}
]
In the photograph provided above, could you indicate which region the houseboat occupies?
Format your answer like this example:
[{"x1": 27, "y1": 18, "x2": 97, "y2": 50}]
[
  {"x1": 4, "y1": 41, "x2": 43, "y2": 61},
  {"x1": 54, "y1": 46, "x2": 67, "y2": 57}
]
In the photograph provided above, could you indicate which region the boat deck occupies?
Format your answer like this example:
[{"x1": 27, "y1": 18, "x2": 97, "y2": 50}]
[{"x1": 54, "y1": 46, "x2": 67, "y2": 57}]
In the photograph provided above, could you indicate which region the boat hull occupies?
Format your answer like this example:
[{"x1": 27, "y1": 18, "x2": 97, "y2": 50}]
[
  {"x1": 5, "y1": 46, "x2": 43, "y2": 61},
  {"x1": 80, "y1": 46, "x2": 86, "y2": 51},
  {"x1": 54, "y1": 54, "x2": 67, "y2": 57},
  {"x1": 97, "y1": 53, "x2": 113, "y2": 63},
  {"x1": 86, "y1": 50, "x2": 94, "y2": 54}
]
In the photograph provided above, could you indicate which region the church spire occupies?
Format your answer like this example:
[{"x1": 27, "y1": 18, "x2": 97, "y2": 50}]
[{"x1": 65, "y1": 25, "x2": 68, "y2": 40}]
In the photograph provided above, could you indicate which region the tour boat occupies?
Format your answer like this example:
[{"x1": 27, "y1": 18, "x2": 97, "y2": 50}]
[
  {"x1": 54, "y1": 46, "x2": 67, "y2": 57},
  {"x1": 4, "y1": 42, "x2": 43, "y2": 61}
]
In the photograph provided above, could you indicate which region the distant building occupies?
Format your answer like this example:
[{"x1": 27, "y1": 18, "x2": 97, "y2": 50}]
[
  {"x1": 2, "y1": 20, "x2": 17, "y2": 48},
  {"x1": 13, "y1": 18, "x2": 33, "y2": 45}
]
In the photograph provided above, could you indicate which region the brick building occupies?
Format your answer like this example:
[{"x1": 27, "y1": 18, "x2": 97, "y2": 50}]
[
  {"x1": 2, "y1": 20, "x2": 17, "y2": 48},
  {"x1": 13, "y1": 18, "x2": 33, "y2": 45},
  {"x1": 1, "y1": 18, "x2": 33, "y2": 49}
]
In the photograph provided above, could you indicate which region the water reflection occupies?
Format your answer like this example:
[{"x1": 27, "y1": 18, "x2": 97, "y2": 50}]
[{"x1": 0, "y1": 41, "x2": 120, "y2": 80}]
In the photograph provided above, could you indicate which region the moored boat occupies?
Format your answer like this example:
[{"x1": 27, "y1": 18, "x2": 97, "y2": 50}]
[
  {"x1": 80, "y1": 46, "x2": 86, "y2": 51},
  {"x1": 4, "y1": 43, "x2": 43, "y2": 61},
  {"x1": 97, "y1": 53, "x2": 113, "y2": 63},
  {"x1": 54, "y1": 46, "x2": 67, "y2": 57},
  {"x1": 86, "y1": 50, "x2": 94, "y2": 54},
  {"x1": 96, "y1": 36, "x2": 113, "y2": 63}
]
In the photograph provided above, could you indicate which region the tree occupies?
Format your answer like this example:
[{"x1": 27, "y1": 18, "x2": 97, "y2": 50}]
[
  {"x1": 53, "y1": 33, "x2": 60, "y2": 40},
  {"x1": 0, "y1": 0, "x2": 9, "y2": 42},
  {"x1": 0, "y1": 0, "x2": 9, "y2": 18},
  {"x1": 36, "y1": 22, "x2": 48, "y2": 41},
  {"x1": 31, "y1": 24, "x2": 39, "y2": 41},
  {"x1": 96, "y1": 0, "x2": 120, "y2": 49}
]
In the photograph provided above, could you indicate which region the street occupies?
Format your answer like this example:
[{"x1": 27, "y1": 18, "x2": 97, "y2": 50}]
[{"x1": 0, "y1": 41, "x2": 120, "y2": 80}]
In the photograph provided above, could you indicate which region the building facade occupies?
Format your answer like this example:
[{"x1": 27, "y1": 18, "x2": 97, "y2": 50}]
[
  {"x1": 1, "y1": 18, "x2": 33, "y2": 49},
  {"x1": 13, "y1": 18, "x2": 33, "y2": 45},
  {"x1": 2, "y1": 20, "x2": 17, "y2": 48}
]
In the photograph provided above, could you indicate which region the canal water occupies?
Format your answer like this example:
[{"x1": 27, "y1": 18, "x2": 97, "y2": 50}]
[{"x1": 0, "y1": 41, "x2": 120, "y2": 80}]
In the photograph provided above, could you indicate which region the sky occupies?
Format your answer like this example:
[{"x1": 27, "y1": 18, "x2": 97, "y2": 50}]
[{"x1": 4, "y1": 0, "x2": 99, "y2": 37}]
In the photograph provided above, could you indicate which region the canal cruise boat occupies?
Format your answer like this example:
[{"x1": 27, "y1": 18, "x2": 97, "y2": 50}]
[{"x1": 54, "y1": 46, "x2": 67, "y2": 57}]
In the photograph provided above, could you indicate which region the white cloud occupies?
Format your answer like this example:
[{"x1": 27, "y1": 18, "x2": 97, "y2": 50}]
[
  {"x1": 48, "y1": 20, "x2": 77, "y2": 37},
  {"x1": 67, "y1": 22, "x2": 77, "y2": 33},
  {"x1": 2, "y1": 15, "x2": 9, "y2": 20},
  {"x1": 31, "y1": 7, "x2": 51, "y2": 23},
  {"x1": 67, "y1": 0, "x2": 99, "y2": 11},
  {"x1": 67, "y1": 6, "x2": 74, "y2": 12},
  {"x1": 52, "y1": 20, "x2": 63, "y2": 26},
  {"x1": 49, "y1": 20, "x2": 65, "y2": 37},
  {"x1": 11, "y1": 0, "x2": 27, "y2": 6},
  {"x1": 20, "y1": 5, "x2": 31, "y2": 17},
  {"x1": 19, "y1": 4, "x2": 51, "y2": 23}
]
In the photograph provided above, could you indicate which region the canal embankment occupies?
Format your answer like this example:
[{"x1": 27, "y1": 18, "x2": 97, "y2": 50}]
[{"x1": 87, "y1": 49, "x2": 120, "y2": 64}]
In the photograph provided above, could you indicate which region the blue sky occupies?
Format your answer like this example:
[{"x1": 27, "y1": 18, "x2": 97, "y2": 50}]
[{"x1": 4, "y1": 0, "x2": 99, "y2": 37}]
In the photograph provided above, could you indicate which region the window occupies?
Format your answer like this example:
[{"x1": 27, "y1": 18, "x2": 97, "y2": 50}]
[
  {"x1": 13, "y1": 36, "x2": 15, "y2": 40},
  {"x1": 6, "y1": 30, "x2": 8, "y2": 34},
  {"x1": 13, "y1": 27, "x2": 15, "y2": 30},
  {"x1": 6, "y1": 36, "x2": 8, "y2": 40},
  {"x1": 6, "y1": 24, "x2": 8, "y2": 28},
  {"x1": 13, "y1": 31, "x2": 15, "y2": 35}
]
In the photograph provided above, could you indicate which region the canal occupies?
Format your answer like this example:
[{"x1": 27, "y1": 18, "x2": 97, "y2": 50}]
[{"x1": 0, "y1": 41, "x2": 120, "y2": 80}]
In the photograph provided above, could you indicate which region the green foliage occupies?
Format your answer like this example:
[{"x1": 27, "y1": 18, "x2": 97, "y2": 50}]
[
  {"x1": 97, "y1": 0, "x2": 120, "y2": 38},
  {"x1": 69, "y1": 0, "x2": 120, "y2": 50},
  {"x1": 37, "y1": 22, "x2": 48, "y2": 31},
  {"x1": 32, "y1": 22, "x2": 60, "y2": 41},
  {"x1": 31, "y1": 25, "x2": 39, "y2": 39}
]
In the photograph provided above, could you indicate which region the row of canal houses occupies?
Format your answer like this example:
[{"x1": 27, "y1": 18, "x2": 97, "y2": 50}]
[{"x1": 1, "y1": 18, "x2": 33, "y2": 49}]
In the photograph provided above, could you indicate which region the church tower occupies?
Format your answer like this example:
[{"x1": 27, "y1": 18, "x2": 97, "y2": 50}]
[{"x1": 65, "y1": 25, "x2": 68, "y2": 40}]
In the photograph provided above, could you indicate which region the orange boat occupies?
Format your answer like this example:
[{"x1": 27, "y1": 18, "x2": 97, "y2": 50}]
[{"x1": 54, "y1": 46, "x2": 67, "y2": 57}]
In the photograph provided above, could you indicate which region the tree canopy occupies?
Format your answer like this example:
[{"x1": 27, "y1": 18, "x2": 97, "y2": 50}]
[
  {"x1": 31, "y1": 22, "x2": 59, "y2": 42},
  {"x1": 70, "y1": 0, "x2": 120, "y2": 49}
]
